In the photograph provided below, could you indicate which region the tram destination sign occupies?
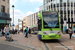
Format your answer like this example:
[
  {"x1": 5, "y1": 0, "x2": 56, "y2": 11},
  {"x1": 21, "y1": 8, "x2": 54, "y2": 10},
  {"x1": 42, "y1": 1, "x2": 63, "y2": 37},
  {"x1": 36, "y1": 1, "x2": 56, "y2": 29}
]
[{"x1": 43, "y1": 11, "x2": 58, "y2": 15}]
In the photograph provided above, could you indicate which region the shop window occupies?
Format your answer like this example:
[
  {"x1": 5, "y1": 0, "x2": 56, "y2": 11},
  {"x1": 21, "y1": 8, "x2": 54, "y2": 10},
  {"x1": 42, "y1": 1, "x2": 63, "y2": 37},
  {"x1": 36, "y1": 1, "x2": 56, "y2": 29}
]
[{"x1": 1, "y1": 5, "x2": 5, "y2": 12}]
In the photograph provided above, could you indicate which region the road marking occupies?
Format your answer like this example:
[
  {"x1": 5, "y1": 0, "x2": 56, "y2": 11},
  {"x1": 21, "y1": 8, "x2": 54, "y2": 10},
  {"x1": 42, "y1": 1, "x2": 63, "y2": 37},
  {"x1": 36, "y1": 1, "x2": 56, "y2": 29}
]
[
  {"x1": 58, "y1": 42, "x2": 71, "y2": 50},
  {"x1": 43, "y1": 42, "x2": 49, "y2": 50},
  {"x1": 46, "y1": 43, "x2": 52, "y2": 50},
  {"x1": 0, "y1": 41, "x2": 36, "y2": 50},
  {"x1": 28, "y1": 36, "x2": 34, "y2": 46}
]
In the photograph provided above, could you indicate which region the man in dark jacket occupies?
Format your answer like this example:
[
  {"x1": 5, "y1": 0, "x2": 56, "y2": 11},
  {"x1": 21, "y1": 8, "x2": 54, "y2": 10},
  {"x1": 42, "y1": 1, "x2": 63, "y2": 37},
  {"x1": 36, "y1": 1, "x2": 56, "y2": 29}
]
[{"x1": 29, "y1": 28, "x2": 31, "y2": 36}]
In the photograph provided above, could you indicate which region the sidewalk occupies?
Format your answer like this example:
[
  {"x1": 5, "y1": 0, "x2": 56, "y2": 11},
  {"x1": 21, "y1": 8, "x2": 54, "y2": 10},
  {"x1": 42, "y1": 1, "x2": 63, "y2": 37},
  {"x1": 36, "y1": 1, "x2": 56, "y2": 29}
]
[
  {"x1": 0, "y1": 33, "x2": 45, "y2": 50},
  {"x1": 59, "y1": 33, "x2": 75, "y2": 50},
  {"x1": 12, "y1": 33, "x2": 45, "y2": 50},
  {"x1": 1, "y1": 33, "x2": 75, "y2": 50}
]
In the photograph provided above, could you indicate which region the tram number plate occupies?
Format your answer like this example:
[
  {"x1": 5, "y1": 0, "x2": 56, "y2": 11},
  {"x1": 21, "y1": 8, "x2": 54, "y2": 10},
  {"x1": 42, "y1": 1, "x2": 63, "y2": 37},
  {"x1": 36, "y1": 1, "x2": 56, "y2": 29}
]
[
  {"x1": 50, "y1": 31, "x2": 54, "y2": 33},
  {"x1": 49, "y1": 36, "x2": 54, "y2": 37}
]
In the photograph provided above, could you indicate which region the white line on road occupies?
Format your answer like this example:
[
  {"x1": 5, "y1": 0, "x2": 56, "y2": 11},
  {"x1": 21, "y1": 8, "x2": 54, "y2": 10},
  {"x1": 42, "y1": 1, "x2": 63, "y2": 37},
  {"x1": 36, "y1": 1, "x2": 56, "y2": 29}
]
[{"x1": 28, "y1": 36, "x2": 34, "y2": 46}]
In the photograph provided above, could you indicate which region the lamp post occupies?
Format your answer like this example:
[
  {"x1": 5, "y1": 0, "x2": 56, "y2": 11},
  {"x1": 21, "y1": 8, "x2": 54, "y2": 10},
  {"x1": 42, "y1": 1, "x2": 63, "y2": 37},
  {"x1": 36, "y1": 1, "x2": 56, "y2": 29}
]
[
  {"x1": 12, "y1": 5, "x2": 15, "y2": 26},
  {"x1": 12, "y1": 5, "x2": 15, "y2": 29}
]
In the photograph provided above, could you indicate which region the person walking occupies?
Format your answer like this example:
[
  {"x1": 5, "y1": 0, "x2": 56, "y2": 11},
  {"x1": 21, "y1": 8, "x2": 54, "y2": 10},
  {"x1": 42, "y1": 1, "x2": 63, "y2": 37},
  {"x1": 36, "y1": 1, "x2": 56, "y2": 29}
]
[
  {"x1": 2, "y1": 29, "x2": 5, "y2": 36},
  {"x1": 68, "y1": 27, "x2": 73, "y2": 39},
  {"x1": 12, "y1": 28, "x2": 14, "y2": 35},
  {"x1": 0, "y1": 28, "x2": 2, "y2": 37},
  {"x1": 29, "y1": 28, "x2": 31, "y2": 37},
  {"x1": 25, "y1": 27, "x2": 28, "y2": 38}
]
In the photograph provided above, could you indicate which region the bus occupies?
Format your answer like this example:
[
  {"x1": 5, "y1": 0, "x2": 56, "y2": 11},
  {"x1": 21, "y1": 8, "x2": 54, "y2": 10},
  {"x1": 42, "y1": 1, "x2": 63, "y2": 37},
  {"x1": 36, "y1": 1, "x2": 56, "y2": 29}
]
[{"x1": 37, "y1": 11, "x2": 61, "y2": 40}]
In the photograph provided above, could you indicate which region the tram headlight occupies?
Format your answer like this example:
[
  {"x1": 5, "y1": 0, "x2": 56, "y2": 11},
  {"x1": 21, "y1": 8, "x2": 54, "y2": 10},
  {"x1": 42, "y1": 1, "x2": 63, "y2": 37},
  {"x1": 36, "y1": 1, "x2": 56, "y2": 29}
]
[
  {"x1": 43, "y1": 32, "x2": 46, "y2": 34},
  {"x1": 57, "y1": 32, "x2": 60, "y2": 34}
]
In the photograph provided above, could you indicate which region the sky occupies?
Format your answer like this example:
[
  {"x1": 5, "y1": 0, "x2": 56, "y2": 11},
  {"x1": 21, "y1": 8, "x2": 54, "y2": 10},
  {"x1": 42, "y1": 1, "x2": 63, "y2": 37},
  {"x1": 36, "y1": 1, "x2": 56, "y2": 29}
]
[{"x1": 10, "y1": 0, "x2": 43, "y2": 25}]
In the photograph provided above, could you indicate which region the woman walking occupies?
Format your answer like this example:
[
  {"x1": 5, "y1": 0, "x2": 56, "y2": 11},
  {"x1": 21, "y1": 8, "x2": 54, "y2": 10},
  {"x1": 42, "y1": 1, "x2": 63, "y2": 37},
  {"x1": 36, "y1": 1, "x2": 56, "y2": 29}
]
[
  {"x1": 68, "y1": 27, "x2": 73, "y2": 39},
  {"x1": 25, "y1": 27, "x2": 28, "y2": 38}
]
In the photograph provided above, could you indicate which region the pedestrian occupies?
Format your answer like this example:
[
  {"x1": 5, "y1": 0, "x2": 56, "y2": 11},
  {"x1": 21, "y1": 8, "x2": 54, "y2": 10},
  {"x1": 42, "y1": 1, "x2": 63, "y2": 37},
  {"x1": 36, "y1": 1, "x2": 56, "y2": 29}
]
[
  {"x1": 2, "y1": 29, "x2": 5, "y2": 36},
  {"x1": 72, "y1": 34, "x2": 75, "y2": 38},
  {"x1": 24, "y1": 29, "x2": 25, "y2": 35},
  {"x1": 25, "y1": 27, "x2": 28, "y2": 38},
  {"x1": 0, "y1": 28, "x2": 2, "y2": 37},
  {"x1": 4, "y1": 25, "x2": 12, "y2": 40},
  {"x1": 29, "y1": 27, "x2": 31, "y2": 37},
  {"x1": 12, "y1": 28, "x2": 14, "y2": 35},
  {"x1": 68, "y1": 27, "x2": 73, "y2": 39}
]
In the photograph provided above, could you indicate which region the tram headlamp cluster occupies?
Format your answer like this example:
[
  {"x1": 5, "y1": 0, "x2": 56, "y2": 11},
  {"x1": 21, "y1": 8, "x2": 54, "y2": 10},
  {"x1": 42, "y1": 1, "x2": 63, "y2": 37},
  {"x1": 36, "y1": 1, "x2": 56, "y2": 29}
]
[
  {"x1": 43, "y1": 32, "x2": 46, "y2": 34},
  {"x1": 57, "y1": 32, "x2": 60, "y2": 34}
]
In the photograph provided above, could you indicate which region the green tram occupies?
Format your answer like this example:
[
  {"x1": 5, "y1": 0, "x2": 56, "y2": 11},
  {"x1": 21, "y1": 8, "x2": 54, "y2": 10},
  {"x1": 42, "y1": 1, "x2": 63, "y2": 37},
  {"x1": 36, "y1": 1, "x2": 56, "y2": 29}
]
[{"x1": 31, "y1": 11, "x2": 61, "y2": 40}]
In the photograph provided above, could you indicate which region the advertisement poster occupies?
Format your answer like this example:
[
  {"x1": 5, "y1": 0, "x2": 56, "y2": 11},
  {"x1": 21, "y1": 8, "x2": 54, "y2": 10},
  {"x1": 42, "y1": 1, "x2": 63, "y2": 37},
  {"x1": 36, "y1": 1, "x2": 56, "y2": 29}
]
[{"x1": 64, "y1": 21, "x2": 67, "y2": 32}]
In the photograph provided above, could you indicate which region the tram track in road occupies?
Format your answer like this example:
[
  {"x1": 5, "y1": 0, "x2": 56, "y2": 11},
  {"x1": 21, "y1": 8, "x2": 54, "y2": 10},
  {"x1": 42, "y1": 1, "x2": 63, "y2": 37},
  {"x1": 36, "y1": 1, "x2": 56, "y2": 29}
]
[
  {"x1": 42, "y1": 39, "x2": 72, "y2": 50},
  {"x1": 43, "y1": 42, "x2": 49, "y2": 50},
  {"x1": 58, "y1": 42, "x2": 71, "y2": 50}
]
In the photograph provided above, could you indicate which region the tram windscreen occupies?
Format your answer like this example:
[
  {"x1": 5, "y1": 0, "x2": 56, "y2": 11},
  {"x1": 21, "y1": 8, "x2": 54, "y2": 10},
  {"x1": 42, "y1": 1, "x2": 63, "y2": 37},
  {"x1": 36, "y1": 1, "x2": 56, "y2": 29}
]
[{"x1": 43, "y1": 11, "x2": 59, "y2": 28}]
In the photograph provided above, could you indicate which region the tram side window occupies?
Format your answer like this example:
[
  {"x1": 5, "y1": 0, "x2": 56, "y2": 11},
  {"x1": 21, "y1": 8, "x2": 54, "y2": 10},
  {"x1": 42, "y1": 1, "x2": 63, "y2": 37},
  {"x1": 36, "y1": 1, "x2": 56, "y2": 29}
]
[{"x1": 38, "y1": 19, "x2": 42, "y2": 31}]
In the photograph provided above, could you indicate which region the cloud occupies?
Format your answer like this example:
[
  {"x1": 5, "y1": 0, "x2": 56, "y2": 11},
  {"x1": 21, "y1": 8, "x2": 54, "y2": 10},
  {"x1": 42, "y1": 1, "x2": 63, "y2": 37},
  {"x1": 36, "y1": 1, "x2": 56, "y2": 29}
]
[
  {"x1": 30, "y1": 0, "x2": 43, "y2": 3},
  {"x1": 10, "y1": 9, "x2": 34, "y2": 25},
  {"x1": 10, "y1": 0, "x2": 17, "y2": 5},
  {"x1": 22, "y1": 0, "x2": 28, "y2": 2},
  {"x1": 10, "y1": 9, "x2": 25, "y2": 25},
  {"x1": 26, "y1": 11, "x2": 34, "y2": 16},
  {"x1": 35, "y1": 7, "x2": 39, "y2": 12}
]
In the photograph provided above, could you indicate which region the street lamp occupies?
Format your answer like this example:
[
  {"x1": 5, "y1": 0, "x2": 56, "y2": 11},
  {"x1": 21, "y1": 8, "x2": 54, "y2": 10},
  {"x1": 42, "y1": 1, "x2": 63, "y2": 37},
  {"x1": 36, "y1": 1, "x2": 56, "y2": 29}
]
[{"x1": 12, "y1": 5, "x2": 15, "y2": 26}]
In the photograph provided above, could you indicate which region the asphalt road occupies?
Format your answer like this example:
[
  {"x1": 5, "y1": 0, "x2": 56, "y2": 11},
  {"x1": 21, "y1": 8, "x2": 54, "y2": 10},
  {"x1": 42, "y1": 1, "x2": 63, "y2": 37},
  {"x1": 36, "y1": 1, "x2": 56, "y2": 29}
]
[{"x1": 0, "y1": 43, "x2": 24, "y2": 50}]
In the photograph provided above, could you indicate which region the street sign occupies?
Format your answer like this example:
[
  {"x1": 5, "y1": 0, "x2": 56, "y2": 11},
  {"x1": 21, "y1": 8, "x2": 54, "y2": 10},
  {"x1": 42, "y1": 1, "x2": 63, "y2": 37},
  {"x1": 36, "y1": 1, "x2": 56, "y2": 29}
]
[
  {"x1": 12, "y1": 24, "x2": 15, "y2": 26},
  {"x1": 64, "y1": 21, "x2": 67, "y2": 24}
]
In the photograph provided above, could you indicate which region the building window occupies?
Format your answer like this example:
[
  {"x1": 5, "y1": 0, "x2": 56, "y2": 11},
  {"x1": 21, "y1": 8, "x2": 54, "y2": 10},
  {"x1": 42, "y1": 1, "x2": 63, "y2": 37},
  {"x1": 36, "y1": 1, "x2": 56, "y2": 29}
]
[
  {"x1": 1, "y1": 5, "x2": 5, "y2": 12},
  {"x1": 7, "y1": 8, "x2": 9, "y2": 14},
  {"x1": 57, "y1": 4, "x2": 59, "y2": 7},
  {"x1": 49, "y1": 0, "x2": 50, "y2": 2},
  {"x1": 24, "y1": 19, "x2": 25, "y2": 20},
  {"x1": 60, "y1": 0, "x2": 62, "y2": 2},
  {"x1": 23, "y1": 22, "x2": 25, "y2": 24},
  {"x1": 64, "y1": 3, "x2": 66, "y2": 7},
  {"x1": 47, "y1": 0, "x2": 48, "y2": 3},
  {"x1": 68, "y1": 18, "x2": 70, "y2": 22},
  {"x1": 54, "y1": 4, "x2": 55, "y2": 8},
  {"x1": 60, "y1": 11, "x2": 63, "y2": 14},
  {"x1": 51, "y1": 4, "x2": 52, "y2": 8},
  {"x1": 47, "y1": 6, "x2": 48, "y2": 10},
  {"x1": 3, "y1": 0, "x2": 5, "y2": 1},
  {"x1": 49, "y1": 6, "x2": 50, "y2": 9},
  {"x1": 51, "y1": 0, "x2": 52, "y2": 1},
  {"x1": 7, "y1": 0, "x2": 9, "y2": 3},
  {"x1": 44, "y1": 0, "x2": 46, "y2": 4}
]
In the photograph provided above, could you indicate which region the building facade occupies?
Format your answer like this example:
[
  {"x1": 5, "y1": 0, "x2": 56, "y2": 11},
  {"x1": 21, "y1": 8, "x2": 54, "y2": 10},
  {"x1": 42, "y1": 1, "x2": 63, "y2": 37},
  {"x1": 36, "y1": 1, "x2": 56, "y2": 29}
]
[
  {"x1": 0, "y1": 0, "x2": 11, "y2": 29},
  {"x1": 15, "y1": 25, "x2": 19, "y2": 30},
  {"x1": 39, "y1": 5, "x2": 44, "y2": 11},
  {"x1": 23, "y1": 12, "x2": 39, "y2": 30},
  {"x1": 23, "y1": 17, "x2": 27, "y2": 30},
  {"x1": 43, "y1": 0, "x2": 75, "y2": 32},
  {"x1": 18, "y1": 19, "x2": 23, "y2": 30}
]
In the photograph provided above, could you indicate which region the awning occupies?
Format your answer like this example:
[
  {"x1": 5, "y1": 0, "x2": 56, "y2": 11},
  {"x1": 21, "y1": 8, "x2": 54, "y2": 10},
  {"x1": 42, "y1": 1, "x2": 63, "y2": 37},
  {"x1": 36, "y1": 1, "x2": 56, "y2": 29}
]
[{"x1": 30, "y1": 24, "x2": 38, "y2": 28}]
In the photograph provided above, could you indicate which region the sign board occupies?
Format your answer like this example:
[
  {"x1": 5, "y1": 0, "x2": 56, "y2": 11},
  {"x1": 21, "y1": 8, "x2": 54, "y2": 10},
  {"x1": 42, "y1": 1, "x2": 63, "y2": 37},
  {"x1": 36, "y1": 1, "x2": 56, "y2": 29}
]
[
  {"x1": 63, "y1": 21, "x2": 67, "y2": 32},
  {"x1": 12, "y1": 24, "x2": 15, "y2": 26},
  {"x1": 64, "y1": 21, "x2": 67, "y2": 24}
]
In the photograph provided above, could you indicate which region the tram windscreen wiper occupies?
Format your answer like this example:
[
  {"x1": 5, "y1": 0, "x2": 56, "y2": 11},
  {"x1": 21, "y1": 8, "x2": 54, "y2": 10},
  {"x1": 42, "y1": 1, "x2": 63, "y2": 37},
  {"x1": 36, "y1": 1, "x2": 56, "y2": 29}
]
[
  {"x1": 49, "y1": 27, "x2": 52, "y2": 31},
  {"x1": 43, "y1": 20, "x2": 53, "y2": 31}
]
